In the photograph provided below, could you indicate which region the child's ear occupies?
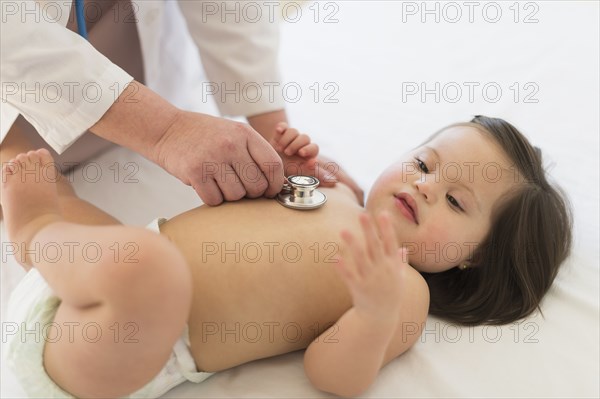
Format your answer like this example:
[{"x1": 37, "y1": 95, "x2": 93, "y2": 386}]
[{"x1": 468, "y1": 250, "x2": 483, "y2": 267}]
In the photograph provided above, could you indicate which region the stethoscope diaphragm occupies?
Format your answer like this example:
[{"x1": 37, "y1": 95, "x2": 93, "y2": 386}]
[{"x1": 276, "y1": 175, "x2": 327, "y2": 210}]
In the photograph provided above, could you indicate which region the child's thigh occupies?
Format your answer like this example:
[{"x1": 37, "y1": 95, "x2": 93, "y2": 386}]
[{"x1": 43, "y1": 300, "x2": 182, "y2": 398}]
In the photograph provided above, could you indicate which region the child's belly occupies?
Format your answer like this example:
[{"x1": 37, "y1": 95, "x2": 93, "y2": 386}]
[{"x1": 159, "y1": 185, "x2": 363, "y2": 372}]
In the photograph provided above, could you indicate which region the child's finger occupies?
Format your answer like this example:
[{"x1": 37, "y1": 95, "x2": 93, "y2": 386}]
[
  {"x1": 298, "y1": 143, "x2": 319, "y2": 158},
  {"x1": 359, "y1": 213, "x2": 383, "y2": 262},
  {"x1": 273, "y1": 123, "x2": 288, "y2": 140},
  {"x1": 275, "y1": 122, "x2": 288, "y2": 133},
  {"x1": 397, "y1": 247, "x2": 409, "y2": 265},
  {"x1": 378, "y1": 212, "x2": 398, "y2": 257},
  {"x1": 284, "y1": 134, "x2": 311, "y2": 156},
  {"x1": 332, "y1": 255, "x2": 357, "y2": 285},
  {"x1": 340, "y1": 230, "x2": 368, "y2": 278},
  {"x1": 275, "y1": 128, "x2": 299, "y2": 151}
]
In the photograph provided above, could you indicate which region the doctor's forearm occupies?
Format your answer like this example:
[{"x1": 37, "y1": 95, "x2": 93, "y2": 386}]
[{"x1": 89, "y1": 81, "x2": 180, "y2": 162}]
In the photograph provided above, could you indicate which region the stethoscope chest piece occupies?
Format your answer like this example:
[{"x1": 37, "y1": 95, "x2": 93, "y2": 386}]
[{"x1": 276, "y1": 175, "x2": 327, "y2": 210}]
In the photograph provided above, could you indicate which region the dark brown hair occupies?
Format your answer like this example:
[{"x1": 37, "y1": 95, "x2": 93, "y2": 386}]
[{"x1": 420, "y1": 115, "x2": 573, "y2": 325}]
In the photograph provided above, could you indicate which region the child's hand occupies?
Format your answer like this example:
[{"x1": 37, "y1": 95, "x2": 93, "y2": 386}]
[
  {"x1": 333, "y1": 212, "x2": 408, "y2": 323},
  {"x1": 272, "y1": 122, "x2": 319, "y2": 159},
  {"x1": 271, "y1": 122, "x2": 337, "y2": 183}
]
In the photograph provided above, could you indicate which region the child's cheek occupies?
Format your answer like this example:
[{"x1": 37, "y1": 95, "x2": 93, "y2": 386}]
[
  {"x1": 426, "y1": 224, "x2": 478, "y2": 264},
  {"x1": 422, "y1": 222, "x2": 456, "y2": 253}
]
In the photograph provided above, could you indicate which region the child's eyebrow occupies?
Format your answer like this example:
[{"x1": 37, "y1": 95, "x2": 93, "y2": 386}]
[
  {"x1": 423, "y1": 145, "x2": 482, "y2": 213},
  {"x1": 423, "y1": 145, "x2": 440, "y2": 160}
]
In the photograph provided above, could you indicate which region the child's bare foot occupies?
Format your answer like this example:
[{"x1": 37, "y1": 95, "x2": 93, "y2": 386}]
[{"x1": 1, "y1": 149, "x2": 63, "y2": 268}]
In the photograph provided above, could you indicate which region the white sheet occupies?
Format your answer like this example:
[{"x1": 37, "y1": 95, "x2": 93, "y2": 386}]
[{"x1": 2, "y1": 1, "x2": 598, "y2": 397}]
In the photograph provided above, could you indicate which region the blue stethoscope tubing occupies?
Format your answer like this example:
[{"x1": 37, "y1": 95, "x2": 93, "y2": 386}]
[{"x1": 75, "y1": 0, "x2": 88, "y2": 39}]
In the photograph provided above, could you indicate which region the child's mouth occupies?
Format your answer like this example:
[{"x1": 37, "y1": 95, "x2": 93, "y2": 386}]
[{"x1": 394, "y1": 193, "x2": 419, "y2": 224}]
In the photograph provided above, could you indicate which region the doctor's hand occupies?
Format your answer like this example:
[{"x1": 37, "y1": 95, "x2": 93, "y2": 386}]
[
  {"x1": 90, "y1": 82, "x2": 285, "y2": 206},
  {"x1": 154, "y1": 111, "x2": 285, "y2": 206}
]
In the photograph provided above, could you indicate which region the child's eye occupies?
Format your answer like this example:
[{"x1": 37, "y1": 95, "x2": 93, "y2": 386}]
[
  {"x1": 415, "y1": 158, "x2": 429, "y2": 173},
  {"x1": 447, "y1": 194, "x2": 464, "y2": 211}
]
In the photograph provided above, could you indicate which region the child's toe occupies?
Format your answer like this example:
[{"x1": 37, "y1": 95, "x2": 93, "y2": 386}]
[
  {"x1": 15, "y1": 153, "x2": 28, "y2": 165},
  {"x1": 37, "y1": 148, "x2": 54, "y2": 165},
  {"x1": 27, "y1": 150, "x2": 42, "y2": 164},
  {"x1": 2, "y1": 162, "x2": 16, "y2": 177},
  {"x1": 26, "y1": 150, "x2": 40, "y2": 162}
]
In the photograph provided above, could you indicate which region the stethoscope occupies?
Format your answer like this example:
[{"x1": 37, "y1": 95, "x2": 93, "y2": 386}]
[
  {"x1": 276, "y1": 175, "x2": 327, "y2": 210},
  {"x1": 75, "y1": 0, "x2": 88, "y2": 39}
]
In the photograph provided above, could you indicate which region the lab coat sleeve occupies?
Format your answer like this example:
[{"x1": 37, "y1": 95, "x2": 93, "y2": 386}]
[
  {"x1": 177, "y1": 1, "x2": 286, "y2": 117},
  {"x1": 0, "y1": 6, "x2": 133, "y2": 154}
]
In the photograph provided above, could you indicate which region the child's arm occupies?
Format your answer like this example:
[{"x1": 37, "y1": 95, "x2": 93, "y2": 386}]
[{"x1": 304, "y1": 213, "x2": 429, "y2": 397}]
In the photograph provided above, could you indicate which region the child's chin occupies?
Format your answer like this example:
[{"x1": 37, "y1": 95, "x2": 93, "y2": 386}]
[{"x1": 414, "y1": 264, "x2": 452, "y2": 274}]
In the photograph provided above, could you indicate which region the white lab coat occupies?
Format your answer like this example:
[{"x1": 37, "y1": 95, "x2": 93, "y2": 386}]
[{"x1": 0, "y1": 0, "x2": 285, "y2": 154}]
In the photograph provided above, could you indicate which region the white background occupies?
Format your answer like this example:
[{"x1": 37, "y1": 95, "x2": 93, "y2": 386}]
[{"x1": 2, "y1": 1, "x2": 598, "y2": 397}]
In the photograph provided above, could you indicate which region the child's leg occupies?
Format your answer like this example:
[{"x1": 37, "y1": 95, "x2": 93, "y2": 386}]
[
  {"x1": 1, "y1": 149, "x2": 193, "y2": 398},
  {"x1": 0, "y1": 125, "x2": 120, "y2": 225}
]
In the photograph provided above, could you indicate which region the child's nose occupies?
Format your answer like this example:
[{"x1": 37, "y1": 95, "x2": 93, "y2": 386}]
[{"x1": 414, "y1": 175, "x2": 438, "y2": 202}]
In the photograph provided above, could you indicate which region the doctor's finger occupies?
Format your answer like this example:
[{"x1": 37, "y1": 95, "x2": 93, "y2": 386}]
[
  {"x1": 192, "y1": 178, "x2": 224, "y2": 206},
  {"x1": 233, "y1": 153, "x2": 270, "y2": 199},
  {"x1": 246, "y1": 133, "x2": 285, "y2": 198},
  {"x1": 216, "y1": 164, "x2": 247, "y2": 202}
]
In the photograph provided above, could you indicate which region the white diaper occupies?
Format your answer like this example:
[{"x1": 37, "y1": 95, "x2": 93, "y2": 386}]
[{"x1": 3, "y1": 218, "x2": 213, "y2": 398}]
